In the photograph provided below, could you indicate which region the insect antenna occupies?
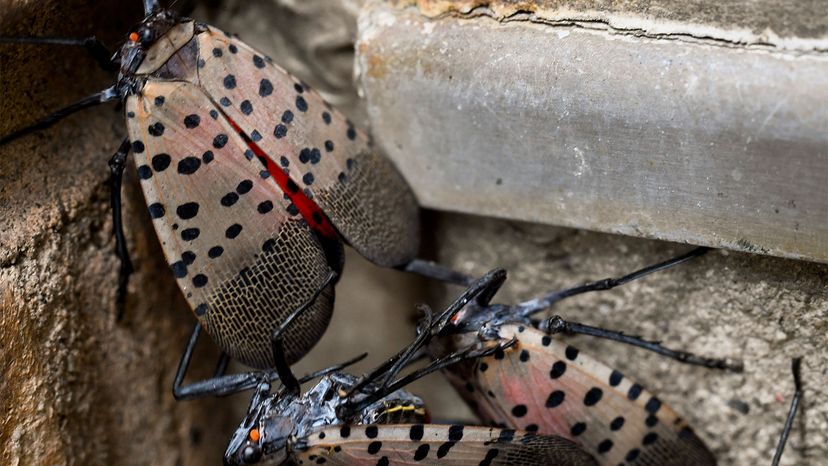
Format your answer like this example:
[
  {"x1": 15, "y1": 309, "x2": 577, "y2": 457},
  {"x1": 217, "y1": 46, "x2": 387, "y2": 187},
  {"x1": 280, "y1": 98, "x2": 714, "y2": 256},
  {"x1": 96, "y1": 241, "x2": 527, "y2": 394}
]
[
  {"x1": 542, "y1": 315, "x2": 744, "y2": 371},
  {"x1": 0, "y1": 85, "x2": 121, "y2": 146},
  {"x1": 515, "y1": 246, "x2": 710, "y2": 317},
  {"x1": 771, "y1": 357, "x2": 803, "y2": 466}
]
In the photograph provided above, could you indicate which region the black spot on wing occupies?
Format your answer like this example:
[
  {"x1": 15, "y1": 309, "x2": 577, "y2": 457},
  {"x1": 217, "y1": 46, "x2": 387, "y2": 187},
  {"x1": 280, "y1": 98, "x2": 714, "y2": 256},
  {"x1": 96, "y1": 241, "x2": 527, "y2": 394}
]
[
  {"x1": 184, "y1": 114, "x2": 200, "y2": 128},
  {"x1": 413, "y1": 444, "x2": 429, "y2": 461},
  {"x1": 178, "y1": 157, "x2": 201, "y2": 175},
  {"x1": 409, "y1": 425, "x2": 423, "y2": 441},
  {"x1": 176, "y1": 202, "x2": 199, "y2": 219},
  {"x1": 584, "y1": 388, "x2": 603, "y2": 406}
]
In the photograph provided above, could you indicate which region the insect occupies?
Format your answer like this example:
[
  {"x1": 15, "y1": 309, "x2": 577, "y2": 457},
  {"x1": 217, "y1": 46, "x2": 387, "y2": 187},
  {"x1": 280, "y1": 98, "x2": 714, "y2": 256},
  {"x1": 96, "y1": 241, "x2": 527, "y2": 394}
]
[
  {"x1": 0, "y1": 1, "x2": 468, "y2": 387},
  {"x1": 429, "y1": 249, "x2": 747, "y2": 465},
  {"x1": 223, "y1": 272, "x2": 598, "y2": 466}
]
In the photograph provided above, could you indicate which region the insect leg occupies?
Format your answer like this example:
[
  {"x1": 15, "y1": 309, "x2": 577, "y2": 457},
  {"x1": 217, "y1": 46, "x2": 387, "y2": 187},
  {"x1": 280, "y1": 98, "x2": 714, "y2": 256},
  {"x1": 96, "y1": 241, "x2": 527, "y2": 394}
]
[
  {"x1": 270, "y1": 336, "x2": 300, "y2": 396},
  {"x1": 108, "y1": 138, "x2": 133, "y2": 321},
  {"x1": 173, "y1": 270, "x2": 339, "y2": 400},
  {"x1": 214, "y1": 352, "x2": 230, "y2": 377},
  {"x1": 542, "y1": 315, "x2": 744, "y2": 371},
  {"x1": 347, "y1": 269, "x2": 508, "y2": 396},
  {"x1": 0, "y1": 36, "x2": 117, "y2": 71},
  {"x1": 0, "y1": 85, "x2": 120, "y2": 145},
  {"x1": 371, "y1": 305, "x2": 435, "y2": 390},
  {"x1": 172, "y1": 323, "x2": 281, "y2": 400},
  {"x1": 516, "y1": 246, "x2": 710, "y2": 317},
  {"x1": 268, "y1": 270, "x2": 339, "y2": 395},
  {"x1": 270, "y1": 271, "x2": 338, "y2": 342},
  {"x1": 346, "y1": 338, "x2": 517, "y2": 417},
  {"x1": 297, "y1": 353, "x2": 368, "y2": 384},
  {"x1": 771, "y1": 357, "x2": 803, "y2": 466},
  {"x1": 401, "y1": 259, "x2": 475, "y2": 286},
  {"x1": 384, "y1": 338, "x2": 518, "y2": 395}
]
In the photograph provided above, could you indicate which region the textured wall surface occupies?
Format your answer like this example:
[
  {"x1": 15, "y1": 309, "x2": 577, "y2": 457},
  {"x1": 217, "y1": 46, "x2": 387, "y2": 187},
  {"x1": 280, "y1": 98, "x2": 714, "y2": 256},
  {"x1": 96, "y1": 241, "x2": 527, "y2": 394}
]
[
  {"x1": 357, "y1": 1, "x2": 828, "y2": 264},
  {"x1": 0, "y1": 1, "x2": 234, "y2": 464}
]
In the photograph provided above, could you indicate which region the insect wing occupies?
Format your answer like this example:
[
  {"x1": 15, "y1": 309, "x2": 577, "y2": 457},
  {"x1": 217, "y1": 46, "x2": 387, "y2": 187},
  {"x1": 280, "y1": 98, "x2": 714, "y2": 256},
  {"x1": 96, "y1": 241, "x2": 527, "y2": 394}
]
[
  {"x1": 197, "y1": 27, "x2": 420, "y2": 266},
  {"x1": 295, "y1": 424, "x2": 597, "y2": 465},
  {"x1": 449, "y1": 325, "x2": 715, "y2": 466},
  {"x1": 126, "y1": 80, "x2": 334, "y2": 368}
]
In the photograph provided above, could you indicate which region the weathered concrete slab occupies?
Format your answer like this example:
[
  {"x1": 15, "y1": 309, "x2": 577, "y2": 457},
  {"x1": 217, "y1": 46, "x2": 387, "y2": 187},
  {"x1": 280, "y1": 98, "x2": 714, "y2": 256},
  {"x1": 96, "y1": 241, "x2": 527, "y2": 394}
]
[
  {"x1": 407, "y1": 0, "x2": 828, "y2": 50},
  {"x1": 356, "y1": 1, "x2": 828, "y2": 263}
]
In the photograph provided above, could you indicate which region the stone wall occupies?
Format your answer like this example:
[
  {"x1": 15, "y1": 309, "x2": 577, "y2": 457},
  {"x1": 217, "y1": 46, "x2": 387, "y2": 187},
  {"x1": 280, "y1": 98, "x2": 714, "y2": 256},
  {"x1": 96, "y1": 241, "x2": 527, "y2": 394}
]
[{"x1": 0, "y1": 1, "x2": 232, "y2": 464}]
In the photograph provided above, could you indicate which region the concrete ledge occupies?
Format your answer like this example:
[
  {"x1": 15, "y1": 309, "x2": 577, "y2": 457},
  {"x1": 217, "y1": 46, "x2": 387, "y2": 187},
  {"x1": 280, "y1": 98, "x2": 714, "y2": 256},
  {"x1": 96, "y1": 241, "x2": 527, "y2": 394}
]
[{"x1": 357, "y1": 1, "x2": 828, "y2": 263}]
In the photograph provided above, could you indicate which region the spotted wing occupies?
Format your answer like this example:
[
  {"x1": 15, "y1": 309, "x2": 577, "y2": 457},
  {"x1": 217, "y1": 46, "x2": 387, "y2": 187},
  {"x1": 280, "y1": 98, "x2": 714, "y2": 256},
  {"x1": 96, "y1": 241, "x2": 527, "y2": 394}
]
[
  {"x1": 294, "y1": 424, "x2": 597, "y2": 465},
  {"x1": 196, "y1": 26, "x2": 420, "y2": 267},
  {"x1": 125, "y1": 80, "x2": 334, "y2": 369},
  {"x1": 443, "y1": 325, "x2": 715, "y2": 466}
]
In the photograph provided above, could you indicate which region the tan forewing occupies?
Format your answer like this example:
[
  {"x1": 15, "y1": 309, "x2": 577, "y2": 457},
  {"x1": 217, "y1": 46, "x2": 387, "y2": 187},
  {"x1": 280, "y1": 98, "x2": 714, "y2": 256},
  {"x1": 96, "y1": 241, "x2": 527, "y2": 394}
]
[
  {"x1": 295, "y1": 424, "x2": 597, "y2": 465},
  {"x1": 446, "y1": 325, "x2": 715, "y2": 466},
  {"x1": 125, "y1": 80, "x2": 333, "y2": 369},
  {"x1": 196, "y1": 26, "x2": 419, "y2": 266}
]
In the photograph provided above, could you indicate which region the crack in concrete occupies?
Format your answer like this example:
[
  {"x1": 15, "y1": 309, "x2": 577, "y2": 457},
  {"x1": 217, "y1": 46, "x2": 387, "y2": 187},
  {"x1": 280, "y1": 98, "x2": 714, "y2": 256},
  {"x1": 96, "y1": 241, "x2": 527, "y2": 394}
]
[{"x1": 419, "y1": 4, "x2": 828, "y2": 56}]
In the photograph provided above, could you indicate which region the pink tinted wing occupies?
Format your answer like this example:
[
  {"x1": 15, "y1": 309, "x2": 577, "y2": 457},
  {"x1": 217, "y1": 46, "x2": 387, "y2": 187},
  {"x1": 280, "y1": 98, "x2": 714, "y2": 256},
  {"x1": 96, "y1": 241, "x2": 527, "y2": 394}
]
[
  {"x1": 295, "y1": 424, "x2": 597, "y2": 465},
  {"x1": 125, "y1": 80, "x2": 334, "y2": 369},
  {"x1": 446, "y1": 325, "x2": 715, "y2": 466},
  {"x1": 196, "y1": 27, "x2": 420, "y2": 267}
]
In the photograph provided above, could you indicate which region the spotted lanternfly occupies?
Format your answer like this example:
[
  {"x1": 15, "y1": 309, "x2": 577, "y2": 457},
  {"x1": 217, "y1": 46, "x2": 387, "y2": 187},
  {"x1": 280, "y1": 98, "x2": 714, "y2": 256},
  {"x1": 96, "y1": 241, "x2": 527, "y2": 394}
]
[
  {"x1": 222, "y1": 276, "x2": 597, "y2": 466},
  {"x1": 0, "y1": 0, "x2": 426, "y2": 374},
  {"x1": 428, "y1": 250, "x2": 747, "y2": 466}
]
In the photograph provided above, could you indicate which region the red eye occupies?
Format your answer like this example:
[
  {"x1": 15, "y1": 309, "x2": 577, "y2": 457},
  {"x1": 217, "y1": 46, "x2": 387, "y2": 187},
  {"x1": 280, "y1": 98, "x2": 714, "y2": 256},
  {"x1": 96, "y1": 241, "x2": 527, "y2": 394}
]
[{"x1": 128, "y1": 32, "x2": 139, "y2": 42}]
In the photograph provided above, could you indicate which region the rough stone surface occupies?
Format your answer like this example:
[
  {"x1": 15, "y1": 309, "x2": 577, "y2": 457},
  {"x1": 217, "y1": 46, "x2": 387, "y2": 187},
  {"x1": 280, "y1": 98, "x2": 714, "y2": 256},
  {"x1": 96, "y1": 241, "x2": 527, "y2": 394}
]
[
  {"x1": 426, "y1": 212, "x2": 827, "y2": 466},
  {"x1": 0, "y1": 1, "x2": 235, "y2": 465}
]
